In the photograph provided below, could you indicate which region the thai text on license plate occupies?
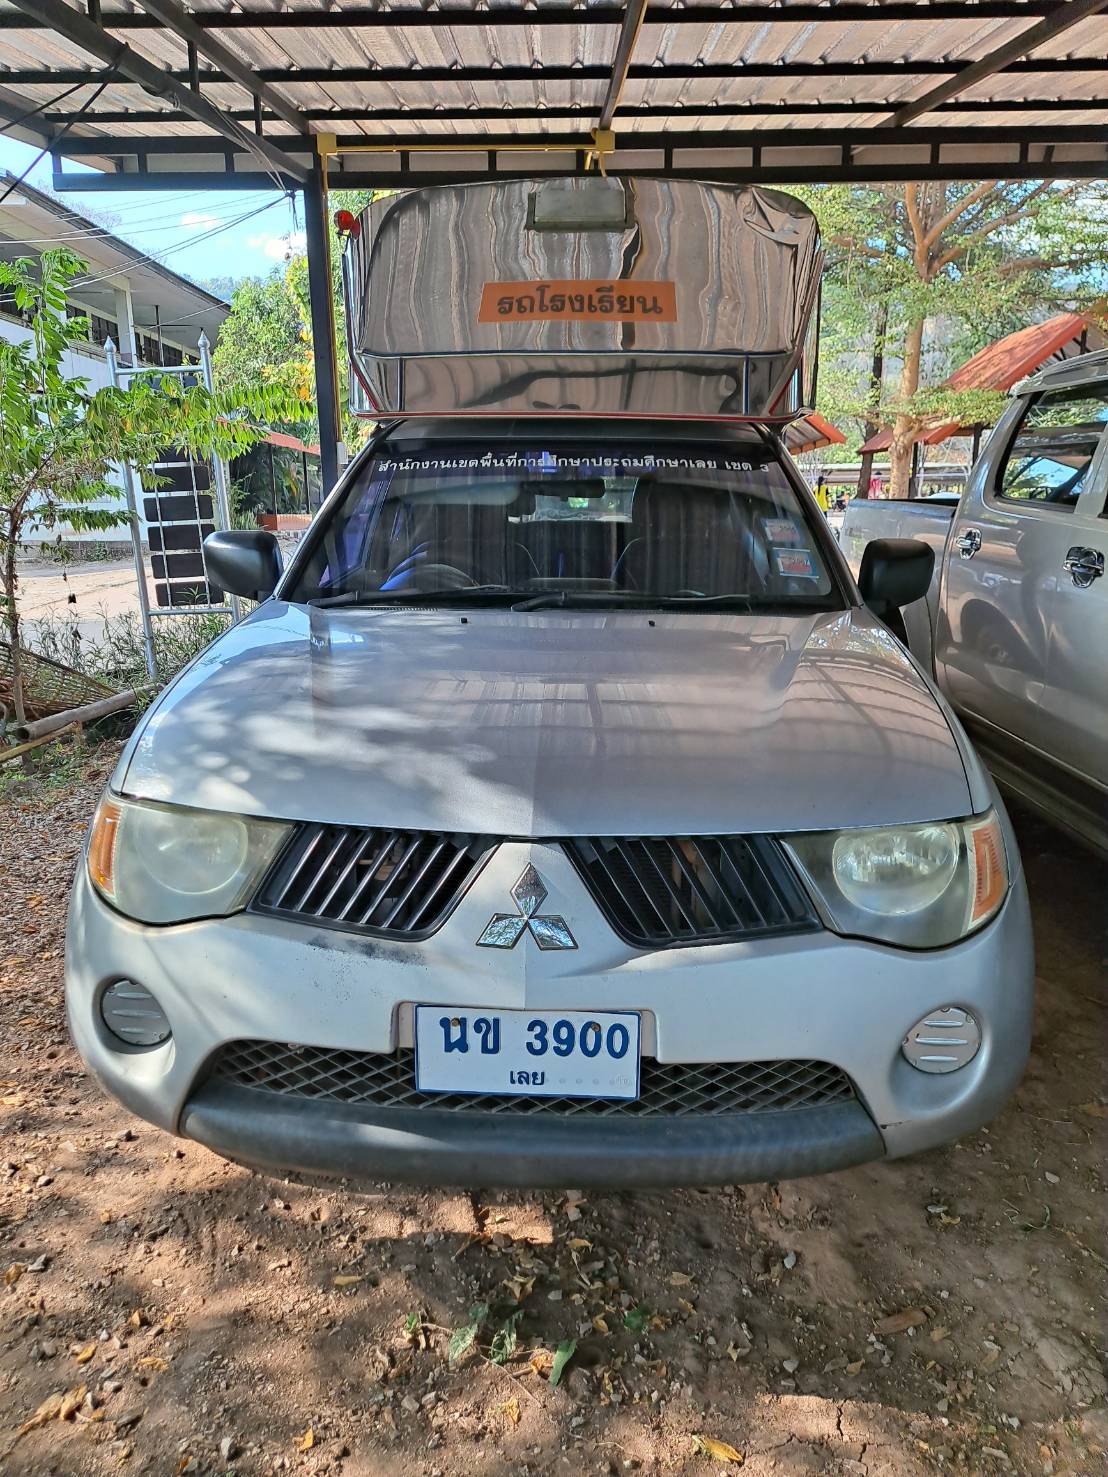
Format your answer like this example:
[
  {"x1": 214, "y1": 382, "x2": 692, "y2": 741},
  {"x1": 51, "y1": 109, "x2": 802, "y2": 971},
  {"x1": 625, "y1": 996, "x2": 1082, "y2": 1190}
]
[{"x1": 413, "y1": 1007, "x2": 641, "y2": 1101}]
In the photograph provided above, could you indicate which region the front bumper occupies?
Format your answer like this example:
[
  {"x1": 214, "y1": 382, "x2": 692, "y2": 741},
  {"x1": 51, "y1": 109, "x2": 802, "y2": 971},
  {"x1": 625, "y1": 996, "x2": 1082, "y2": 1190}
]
[
  {"x1": 65, "y1": 838, "x2": 1034, "y2": 1189},
  {"x1": 183, "y1": 1084, "x2": 883, "y2": 1189}
]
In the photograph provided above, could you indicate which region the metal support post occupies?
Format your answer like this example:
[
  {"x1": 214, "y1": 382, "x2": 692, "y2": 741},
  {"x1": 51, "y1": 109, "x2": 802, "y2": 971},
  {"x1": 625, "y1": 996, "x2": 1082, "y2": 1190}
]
[
  {"x1": 198, "y1": 331, "x2": 242, "y2": 621},
  {"x1": 105, "y1": 337, "x2": 157, "y2": 681},
  {"x1": 303, "y1": 153, "x2": 342, "y2": 500}
]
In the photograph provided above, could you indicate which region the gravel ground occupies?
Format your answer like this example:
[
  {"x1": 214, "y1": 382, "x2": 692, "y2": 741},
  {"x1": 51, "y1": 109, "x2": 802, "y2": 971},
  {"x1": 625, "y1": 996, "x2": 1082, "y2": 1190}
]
[{"x1": 0, "y1": 742, "x2": 1105, "y2": 1477}]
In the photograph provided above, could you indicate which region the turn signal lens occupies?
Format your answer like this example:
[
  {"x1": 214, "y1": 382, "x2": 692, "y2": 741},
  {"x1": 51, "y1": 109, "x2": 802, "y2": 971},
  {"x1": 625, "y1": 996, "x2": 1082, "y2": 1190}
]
[
  {"x1": 88, "y1": 798, "x2": 122, "y2": 899},
  {"x1": 967, "y1": 813, "x2": 1006, "y2": 927}
]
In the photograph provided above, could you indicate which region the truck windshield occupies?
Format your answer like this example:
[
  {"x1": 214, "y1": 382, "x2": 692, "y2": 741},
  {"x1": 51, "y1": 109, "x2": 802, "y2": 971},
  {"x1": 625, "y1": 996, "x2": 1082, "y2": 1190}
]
[{"x1": 289, "y1": 438, "x2": 841, "y2": 610}]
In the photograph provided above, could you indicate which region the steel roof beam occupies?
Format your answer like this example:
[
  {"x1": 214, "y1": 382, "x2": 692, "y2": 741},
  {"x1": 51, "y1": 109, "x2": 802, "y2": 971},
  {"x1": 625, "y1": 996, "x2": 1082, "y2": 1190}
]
[
  {"x1": 51, "y1": 122, "x2": 1108, "y2": 157},
  {"x1": 0, "y1": 2, "x2": 1071, "y2": 27},
  {"x1": 128, "y1": 0, "x2": 311, "y2": 135},
  {"x1": 6, "y1": 0, "x2": 309, "y2": 181},
  {"x1": 16, "y1": 56, "x2": 1101, "y2": 88},
  {"x1": 888, "y1": 0, "x2": 1108, "y2": 125},
  {"x1": 54, "y1": 156, "x2": 1108, "y2": 189},
  {"x1": 599, "y1": 0, "x2": 649, "y2": 131},
  {"x1": 53, "y1": 94, "x2": 1108, "y2": 126},
  {"x1": 0, "y1": 83, "x2": 60, "y2": 147}
]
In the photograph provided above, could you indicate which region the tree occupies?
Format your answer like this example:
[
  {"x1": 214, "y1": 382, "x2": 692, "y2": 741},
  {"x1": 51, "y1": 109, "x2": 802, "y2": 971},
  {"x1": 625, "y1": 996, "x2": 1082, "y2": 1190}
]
[
  {"x1": 284, "y1": 188, "x2": 378, "y2": 454},
  {"x1": 804, "y1": 181, "x2": 1108, "y2": 495},
  {"x1": 211, "y1": 267, "x2": 312, "y2": 416},
  {"x1": 0, "y1": 248, "x2": 301, "y2": 725},
  {"x1": 214, "y1": 189, "x2": 382, "y2": 458}
]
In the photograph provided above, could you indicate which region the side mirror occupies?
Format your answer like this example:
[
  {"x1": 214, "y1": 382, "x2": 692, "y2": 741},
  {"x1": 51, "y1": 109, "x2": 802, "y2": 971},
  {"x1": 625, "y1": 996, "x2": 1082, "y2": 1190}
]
[
  {"x1": 857, "y1": 537, "x2": 935, "y2": 613},
  {"x1": 203, "y1": 529, "x2": 283, "y2": 602}
]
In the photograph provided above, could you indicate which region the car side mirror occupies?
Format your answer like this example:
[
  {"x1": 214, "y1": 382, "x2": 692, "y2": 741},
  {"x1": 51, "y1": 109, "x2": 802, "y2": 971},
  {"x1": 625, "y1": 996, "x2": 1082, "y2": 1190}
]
[
  {"x1": 203, "y1": 529, "x2": 283, "y2": 602},
  {"x1": 857, "y1": 537, "x2": 934, "y2": 613}
]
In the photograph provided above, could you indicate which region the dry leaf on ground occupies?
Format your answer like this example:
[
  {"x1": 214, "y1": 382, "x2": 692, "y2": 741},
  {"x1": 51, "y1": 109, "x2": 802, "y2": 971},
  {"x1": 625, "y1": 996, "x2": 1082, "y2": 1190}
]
[
  {"x1": 693, "y1": 1434, "x2": 744, "y2": 1463},
  {"x1": 874, "y1": 1308, "x2": 927, "y2": 1335},
  {"x1": 59, "y1": 1385, "x2": 87, "y2": 1421},
  {"x1": 298, "y1": 1426, "x2": 315, "y2": 1451},
  {"x1": 17, "y1": 1390, "x2": 65, "y2": 1435}
]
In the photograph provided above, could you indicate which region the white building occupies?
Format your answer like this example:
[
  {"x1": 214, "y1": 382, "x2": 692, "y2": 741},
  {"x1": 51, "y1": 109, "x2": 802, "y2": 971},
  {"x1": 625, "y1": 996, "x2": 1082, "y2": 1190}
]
[{"x1": 0, "y1": 173, "x2": 229, "y2": 544}]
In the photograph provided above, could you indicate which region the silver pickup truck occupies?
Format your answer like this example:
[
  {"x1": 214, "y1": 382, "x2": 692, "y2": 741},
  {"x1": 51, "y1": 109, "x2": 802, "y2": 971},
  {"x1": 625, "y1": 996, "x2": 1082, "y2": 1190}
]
[{"x1": 840, "y1": 351, "x2": 1108, "y2": 858}]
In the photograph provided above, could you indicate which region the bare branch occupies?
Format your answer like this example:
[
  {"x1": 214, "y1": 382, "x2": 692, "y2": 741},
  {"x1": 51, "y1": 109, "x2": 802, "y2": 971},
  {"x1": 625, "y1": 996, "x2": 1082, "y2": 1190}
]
[
  {"x1": 827, "y1": 233, "x2": 886, "y2": 260},
  {"x1": 922, "y1": 180, "x2": 1000, "y2": 253},
  {"x1": 904, "y1": 183, "x2": 927, "y2": 272},
  {"x1": 929, "y1": 184, "x2": 1064, "y2": 271}
]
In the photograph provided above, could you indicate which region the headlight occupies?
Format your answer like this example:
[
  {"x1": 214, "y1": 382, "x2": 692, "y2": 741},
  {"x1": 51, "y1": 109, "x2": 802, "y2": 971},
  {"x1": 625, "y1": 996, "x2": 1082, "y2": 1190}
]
[
  {"x1": 88, "y1": 794, "x2": 289, "y2": 924},
  {"x1": 783, "y1": 810, "x2": 1008, "y2": 948}
]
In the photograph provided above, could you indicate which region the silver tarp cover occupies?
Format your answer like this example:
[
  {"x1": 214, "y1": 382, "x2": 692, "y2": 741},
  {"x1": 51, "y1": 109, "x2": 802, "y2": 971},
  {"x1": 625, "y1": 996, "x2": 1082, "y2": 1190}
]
[{"x1": 342, "y1": 177, "x2": 822, "y2": 422}]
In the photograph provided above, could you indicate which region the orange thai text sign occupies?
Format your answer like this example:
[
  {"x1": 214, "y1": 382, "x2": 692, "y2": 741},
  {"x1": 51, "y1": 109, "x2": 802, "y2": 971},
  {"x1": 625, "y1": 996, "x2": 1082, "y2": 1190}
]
[{"x1": 479, "y1": 279, "x2": 677, "y2": 324}]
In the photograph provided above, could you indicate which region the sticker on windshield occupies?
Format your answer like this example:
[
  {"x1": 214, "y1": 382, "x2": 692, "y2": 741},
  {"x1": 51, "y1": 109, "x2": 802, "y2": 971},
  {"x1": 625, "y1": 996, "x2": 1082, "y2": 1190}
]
[
  {"x1": 762, "y1": 516, "x2": 804, "y2": 545},
  {"x1": 774, "y1": 549, "x2": 818, "y2": 579}
]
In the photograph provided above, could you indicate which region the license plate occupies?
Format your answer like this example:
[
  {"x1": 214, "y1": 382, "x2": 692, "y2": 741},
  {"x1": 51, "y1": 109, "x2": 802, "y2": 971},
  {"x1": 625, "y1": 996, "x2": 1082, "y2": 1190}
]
[{"x1": 414, "y1": 1007, "x2": 641, "y2": 1101}]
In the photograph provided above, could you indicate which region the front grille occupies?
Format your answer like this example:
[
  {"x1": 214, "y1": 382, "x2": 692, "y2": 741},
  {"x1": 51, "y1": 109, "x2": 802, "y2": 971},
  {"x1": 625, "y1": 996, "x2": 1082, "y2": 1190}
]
[
  {"x1": 563, "y1": 835, "x2": 818, "y2": 948},
  {"x1": 210, "y1": 1041, "x2": 853, "y2": 1118},
  {"x1": 253, "y1": 825, "x2": 496, "y2": 938}
]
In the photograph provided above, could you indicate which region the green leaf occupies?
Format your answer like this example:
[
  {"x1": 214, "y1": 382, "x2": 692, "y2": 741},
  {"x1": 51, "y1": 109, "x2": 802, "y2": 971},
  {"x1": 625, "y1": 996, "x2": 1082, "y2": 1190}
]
[
  {"x1": 623, "y1": 1303, "x2": 651, "y2": 1334},
  {"x1": 488, "y1": 1310, "x2": 523, "y2": 1366},
  {"x1": 447, "y1": 1302, "x2": 489, "y2": 1366},
  {"x1": 404, "y1": 1313, "x2": 419, "y2": 1334},
  {"x1": 549, "y1": 1338, "x2": 576, "y2": 1389}
]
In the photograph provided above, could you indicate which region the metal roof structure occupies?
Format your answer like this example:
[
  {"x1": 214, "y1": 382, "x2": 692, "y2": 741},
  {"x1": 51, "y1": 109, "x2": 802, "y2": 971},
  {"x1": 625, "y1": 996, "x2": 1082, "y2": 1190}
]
[
  {"x1": 7, "y1": 2, "x2": 1108, "y2": 489},
  {"x1": 3, "y1": 2, "x2": 1108, "y2": 192}
]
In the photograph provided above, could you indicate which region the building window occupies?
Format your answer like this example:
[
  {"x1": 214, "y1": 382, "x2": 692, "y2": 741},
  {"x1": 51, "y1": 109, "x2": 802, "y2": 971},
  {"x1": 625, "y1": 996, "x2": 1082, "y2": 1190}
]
[{"x1": 68, "y1": 305, "x2": 119, "y2": 349}]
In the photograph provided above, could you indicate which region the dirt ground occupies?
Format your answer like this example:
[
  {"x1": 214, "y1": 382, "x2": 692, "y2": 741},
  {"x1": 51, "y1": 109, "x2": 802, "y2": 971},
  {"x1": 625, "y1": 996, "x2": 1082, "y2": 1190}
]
[
  {"x1": 18, "y1": 557, "x2": 148, "y2": 647},
  {"x1": 0, "y1": 742, "x2": 1105, "y2": 1477}
]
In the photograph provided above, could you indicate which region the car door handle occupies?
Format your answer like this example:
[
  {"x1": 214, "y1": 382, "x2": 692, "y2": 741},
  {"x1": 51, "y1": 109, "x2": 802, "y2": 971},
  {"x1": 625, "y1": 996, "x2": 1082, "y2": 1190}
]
[
  {"x1": 954, "y1": 527, "x2": 982, "y2": 559},
  {"x1": 1062, "y1": 546, "x2": 1105, "y2": 588}
]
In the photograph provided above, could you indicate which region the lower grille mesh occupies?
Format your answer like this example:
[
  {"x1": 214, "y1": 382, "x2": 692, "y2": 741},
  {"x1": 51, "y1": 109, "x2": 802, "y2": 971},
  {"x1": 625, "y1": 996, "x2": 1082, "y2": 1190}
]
[{"x1": 210, "y1": 1041, "x2": 854, "y2": 1118}]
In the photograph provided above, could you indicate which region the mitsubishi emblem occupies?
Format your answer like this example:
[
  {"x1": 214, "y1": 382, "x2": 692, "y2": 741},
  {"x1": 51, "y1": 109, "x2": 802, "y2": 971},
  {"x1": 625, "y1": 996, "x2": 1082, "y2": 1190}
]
[{"x1": 476, "y1": 864, "x2": 577, "y2": 950}]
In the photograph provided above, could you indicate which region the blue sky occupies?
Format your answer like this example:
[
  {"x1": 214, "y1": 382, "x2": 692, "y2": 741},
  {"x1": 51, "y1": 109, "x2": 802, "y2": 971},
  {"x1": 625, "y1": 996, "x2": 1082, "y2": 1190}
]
[{"x1": 0, "y1": 134, "x2": 303, "y2": 290}]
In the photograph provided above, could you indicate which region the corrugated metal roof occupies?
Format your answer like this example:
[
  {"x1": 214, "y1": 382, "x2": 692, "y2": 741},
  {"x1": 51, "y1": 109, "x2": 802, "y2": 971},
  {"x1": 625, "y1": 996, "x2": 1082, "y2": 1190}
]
[
  {"x1": 859, "y1": 312, "x2": 1108, "y2": 451},
  {"x1": 2, "y1": 2, "x2": 1108, "y2": 184}
]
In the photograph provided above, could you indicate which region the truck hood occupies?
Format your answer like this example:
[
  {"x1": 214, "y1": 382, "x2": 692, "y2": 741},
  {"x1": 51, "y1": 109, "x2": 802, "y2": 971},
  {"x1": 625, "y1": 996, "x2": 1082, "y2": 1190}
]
[{"x1": 120, "y1": 603, "x2": 971, "y2": 835}]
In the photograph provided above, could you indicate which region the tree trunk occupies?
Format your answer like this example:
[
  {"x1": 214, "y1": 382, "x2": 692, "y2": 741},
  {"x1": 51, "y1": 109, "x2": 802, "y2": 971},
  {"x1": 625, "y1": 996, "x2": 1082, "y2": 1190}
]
[
  {"x1": 889, "y1": 315, "x2": 925, "y2": 499},
  {"x1": 2, "y1": 545, "x2": 25, "y2": 728},
  {"x1": 856, "y1": 297, "x2": 889, "y2": 499}
]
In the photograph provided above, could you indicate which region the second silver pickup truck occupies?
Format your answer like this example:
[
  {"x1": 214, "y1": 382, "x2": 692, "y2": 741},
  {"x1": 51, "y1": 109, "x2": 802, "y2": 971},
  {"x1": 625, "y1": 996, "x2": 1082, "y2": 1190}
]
[{"x1": 840, "y1": 351, "x2": 1108, "y2": 859}]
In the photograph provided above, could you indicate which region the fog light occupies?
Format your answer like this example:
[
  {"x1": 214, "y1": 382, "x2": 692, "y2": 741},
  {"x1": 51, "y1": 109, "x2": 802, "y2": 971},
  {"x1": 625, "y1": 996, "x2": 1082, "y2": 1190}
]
[
  {"x1": 100, "y1": 980, "x2": 171, "y2": 1047},
  {"x1": 902, "y1": 1006, "x2": 980, "y2": 1074}
]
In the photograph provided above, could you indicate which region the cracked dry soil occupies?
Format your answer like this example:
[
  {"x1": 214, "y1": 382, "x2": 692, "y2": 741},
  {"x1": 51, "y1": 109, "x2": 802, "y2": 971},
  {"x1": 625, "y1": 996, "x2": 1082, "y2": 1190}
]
[{"x1": 0, "y1": 742, "x2": 1104, "y2": 1476}]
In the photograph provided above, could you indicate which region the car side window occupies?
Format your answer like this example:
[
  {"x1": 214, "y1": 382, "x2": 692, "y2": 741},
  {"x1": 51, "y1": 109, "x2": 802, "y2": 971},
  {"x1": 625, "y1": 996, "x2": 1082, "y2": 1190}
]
[{"x1": 994, "y1": 384, "x2": 1108, "y2": 511}]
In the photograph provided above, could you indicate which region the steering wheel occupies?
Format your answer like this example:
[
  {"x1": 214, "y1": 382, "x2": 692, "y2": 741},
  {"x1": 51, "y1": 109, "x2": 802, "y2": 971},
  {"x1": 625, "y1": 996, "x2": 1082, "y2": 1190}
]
[{"x1": 383, "y1": 562, "x2": 477, "y2": 592}]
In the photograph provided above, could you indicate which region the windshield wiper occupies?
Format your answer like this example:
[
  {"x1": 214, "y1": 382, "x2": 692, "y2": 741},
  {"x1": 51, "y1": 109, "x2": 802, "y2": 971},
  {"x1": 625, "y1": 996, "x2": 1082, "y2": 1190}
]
[
  {"x1": 512, "y1": 591, "x2": 664, "y2": 612},
  {"x1": 512, "y1": 592, "x2": 833, "y2": 614},
  {"x1": 512, "y1": 591, "x2": 755, "y2": 613},
  {"x1": 307, "y1": 585, "x2": 519, "y2": 608}
]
